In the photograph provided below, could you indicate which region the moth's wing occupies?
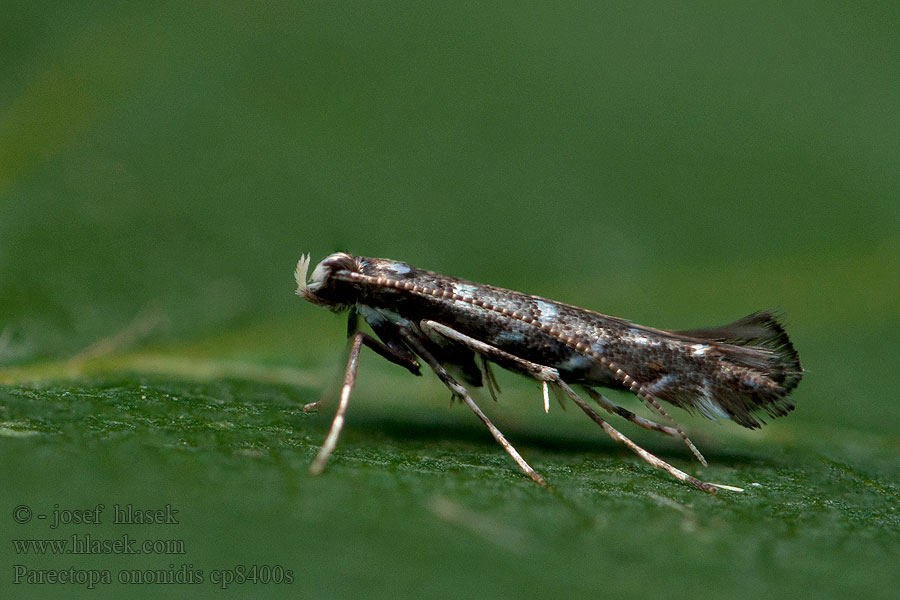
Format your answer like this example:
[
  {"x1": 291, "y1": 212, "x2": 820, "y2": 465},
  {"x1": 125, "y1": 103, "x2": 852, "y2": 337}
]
[
  {"x1": 639, "y1": 311, "x2": 802, "y2": 428},
  {"x1": 673, "y1": 310, "x2": 802, "y2": 391}
]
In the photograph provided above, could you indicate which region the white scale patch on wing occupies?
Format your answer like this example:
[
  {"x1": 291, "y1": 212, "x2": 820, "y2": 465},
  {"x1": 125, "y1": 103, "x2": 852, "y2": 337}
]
[
  {"x1": 644, "y1": 374, "x2": 675, "y2": 395},
  {"x1": 558, "y1": 354, "x2": 594, "y2": 372},
  {"x1": 691, "y1": 344, "x2": 709, "y2": 357},
  {"x1": 694, "y1": 381, "x2": 731, "y2": 420},
  {"x1": 496, "y1": 330, "x2": 526, "y2": 344},
  {"x1": 590, "y1": 338, "x2": 608, "y2": 353},
  {"x1": 644, "y1": 374, "x2": 731, "y2": 421},
  {"x1": 452, "y1": 283, "x2": 480, "y2": 298},
  {"x1": 621, "y1": 328, "x2": 662, "y2": 347},
  {"x1": 384, "y1": 262, "x2": 412, "y2": 276},
  {"x1": 534, "y1": 300, "x2": 558, "y2": 322}
]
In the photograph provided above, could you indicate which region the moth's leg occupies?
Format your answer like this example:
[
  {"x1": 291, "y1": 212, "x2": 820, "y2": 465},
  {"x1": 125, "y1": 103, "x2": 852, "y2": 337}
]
[
  {"x1": 348, "y1": 309, "x2": 421, "y2": 375},
  {"x1": 605, "y1": 363, "x2": 707, "y2": 466},
  {"x1": 554, "y1": 379, "x2": 718, "y2": 493},
  {"x1": 309, "y1": 330, "x2": 421, "y2": 475},
  {"x1": 422, "y1": 320, "x2": 556, "y2": 414},
  {"x1": 583, "y1": 388, "x2": 679, "y2": 438},
  {"x1": 428, "y1": 318, "x2": 704, "y2": 462},
  {"x1": 400, "y1": 328, "x2": 546, "y2": 486},
  {"x1": 359, "y1": 333, "x2": 421, "y2": 375},
  {"x1": 481, "y1": 356, "x2": 501, "y2": 401},
  {"x1": 307, "y1": 330, "x2": 420, "y2": 414},
  {"x1": 424, "y1": 320, "x2": 557, "y2": 412},
  {"x1": 550, "y1": 383, "x2": 567, "y2": 411},
  {"x1": 420, "y1": 320, "x2": 558, "y2": 415},
  {"x1": 420, "y1": 320, "x2": 558, "y2": 382},
  {"x1": 419, "y1": 320, "x2": 717, "y2": 492},
  {"x1": 309, "y1": 333, "x2": 364, "y2": 475}
]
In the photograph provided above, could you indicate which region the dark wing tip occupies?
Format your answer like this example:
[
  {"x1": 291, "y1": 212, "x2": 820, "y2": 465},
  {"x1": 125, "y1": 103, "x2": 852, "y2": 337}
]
[{"x1": 675, "y1": 309, "x2": 803, "y2": 392}]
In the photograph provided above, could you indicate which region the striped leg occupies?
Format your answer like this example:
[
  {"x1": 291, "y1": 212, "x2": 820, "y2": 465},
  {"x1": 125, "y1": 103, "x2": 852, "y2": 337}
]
[
  {"x1": 310, "y1": 330, "x2": 421, "y2": 475},
  {"x1": 401, "y1": 327, "x2": 546, "y2": 486},
  {"x1": 419, "y1": 320, "x2": 718, "y2": 492},
  {"x1": 583, "y1": 388, "x2": 680, "y2": 438}
]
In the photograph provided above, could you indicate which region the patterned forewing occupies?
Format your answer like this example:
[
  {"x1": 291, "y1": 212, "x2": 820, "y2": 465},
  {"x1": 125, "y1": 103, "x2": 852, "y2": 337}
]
[{"x1": 352, "y1": 257, "x2": 796, "y2": 428}]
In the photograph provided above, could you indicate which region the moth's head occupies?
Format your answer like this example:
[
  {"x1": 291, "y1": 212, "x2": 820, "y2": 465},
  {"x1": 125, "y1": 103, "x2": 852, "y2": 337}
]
[{"x1": 295, "y1": 252, "x2": 360, "y2": 310}]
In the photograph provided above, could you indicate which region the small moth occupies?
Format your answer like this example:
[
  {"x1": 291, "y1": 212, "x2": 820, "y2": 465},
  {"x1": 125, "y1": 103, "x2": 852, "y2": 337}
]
[{"x1": 295, "y1": 252, "x2": 802, "y2": 492}]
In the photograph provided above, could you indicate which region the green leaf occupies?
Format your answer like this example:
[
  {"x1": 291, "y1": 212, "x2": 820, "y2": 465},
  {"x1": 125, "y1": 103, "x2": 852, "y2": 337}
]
[{"x1": 2, "y1": 2, "x2": 899, "y2": 598}]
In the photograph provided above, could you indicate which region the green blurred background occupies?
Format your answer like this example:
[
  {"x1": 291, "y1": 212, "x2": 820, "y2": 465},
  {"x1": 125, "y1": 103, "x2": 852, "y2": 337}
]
[{"x1": 2, "y1": 2, "x2": 898, "y2": 598}]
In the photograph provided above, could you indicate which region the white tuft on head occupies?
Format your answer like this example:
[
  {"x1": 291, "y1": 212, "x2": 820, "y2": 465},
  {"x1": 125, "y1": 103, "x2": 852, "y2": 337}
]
[{"x1": 295, "y1": 253, "x2": 311, "y2": 297}]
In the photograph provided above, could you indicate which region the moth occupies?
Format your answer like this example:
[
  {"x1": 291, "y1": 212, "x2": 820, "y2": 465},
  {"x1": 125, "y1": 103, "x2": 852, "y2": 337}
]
[{"x1": 295, "y1": 252, "x2": 802, "y2": 492}]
